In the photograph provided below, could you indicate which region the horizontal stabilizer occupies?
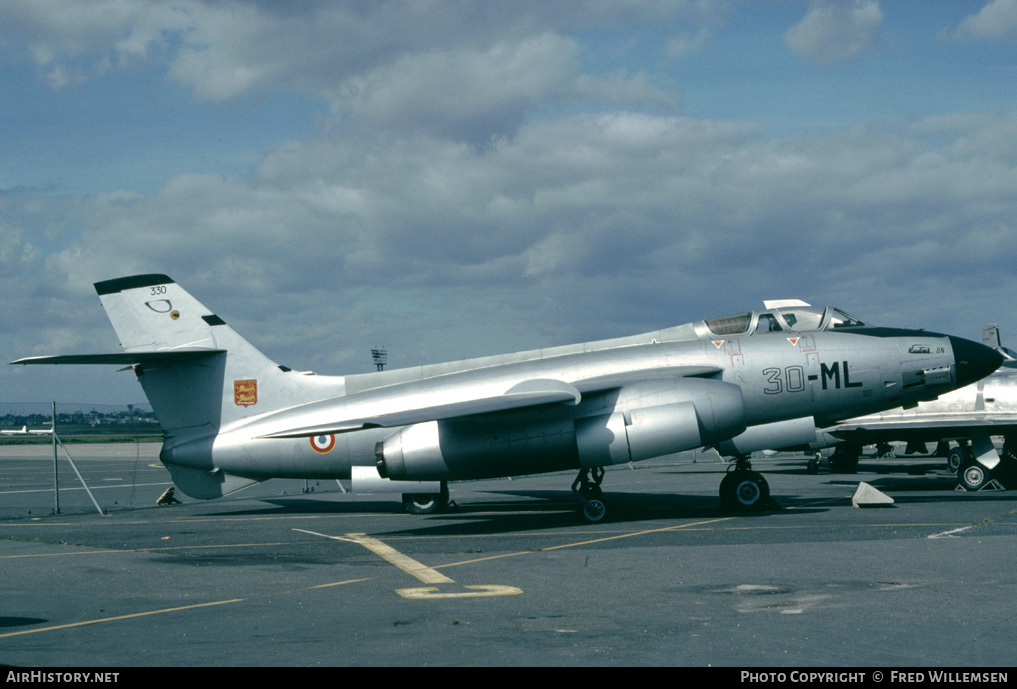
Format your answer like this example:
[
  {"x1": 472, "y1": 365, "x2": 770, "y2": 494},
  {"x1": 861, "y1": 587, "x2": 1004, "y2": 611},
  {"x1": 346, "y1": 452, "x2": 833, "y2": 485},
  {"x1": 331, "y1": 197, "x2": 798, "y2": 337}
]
[{"x1": 11, "y1": 350, "x2": 224, "y2": 366}]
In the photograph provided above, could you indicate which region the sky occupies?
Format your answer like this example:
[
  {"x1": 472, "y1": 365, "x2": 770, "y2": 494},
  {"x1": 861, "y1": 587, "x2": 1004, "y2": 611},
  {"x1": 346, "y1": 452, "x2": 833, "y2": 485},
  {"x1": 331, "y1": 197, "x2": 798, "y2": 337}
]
[{"x1": 3, "y1": 0, "x2": 1017, "y2": 408}]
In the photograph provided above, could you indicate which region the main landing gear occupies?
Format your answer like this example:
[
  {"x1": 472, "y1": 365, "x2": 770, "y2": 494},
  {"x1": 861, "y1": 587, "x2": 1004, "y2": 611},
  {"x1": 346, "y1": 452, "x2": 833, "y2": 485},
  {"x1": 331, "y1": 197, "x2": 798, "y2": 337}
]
[
  {"x1": 571, "y1": 457, "x2": 775, "y2": 521},
  {"x1": 719, "y1": 456, "x2": 771, "y2": 512},
  {"x1": 402, "y1": 481, "x2": 450, "y2": 515},
  {"x1": 956, "y1": 445, "x2": 1017, "y2": 492},
  {"x1": 572, "y1": 467, "x2": 606, "y2": 522}
]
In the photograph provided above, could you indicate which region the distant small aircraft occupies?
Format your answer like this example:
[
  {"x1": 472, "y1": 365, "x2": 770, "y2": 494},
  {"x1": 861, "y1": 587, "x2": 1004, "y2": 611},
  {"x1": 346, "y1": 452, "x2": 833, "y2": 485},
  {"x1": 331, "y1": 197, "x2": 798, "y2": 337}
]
[
  {"x1": 811, "y1": 325, "x2": 1017, "y2": 491},
  {"x1": 12, "y1": 276, "x2": 1002, "y2": 520},
  {"x1": 0, "y1": 426, "x2": 52, "y2": 436}
]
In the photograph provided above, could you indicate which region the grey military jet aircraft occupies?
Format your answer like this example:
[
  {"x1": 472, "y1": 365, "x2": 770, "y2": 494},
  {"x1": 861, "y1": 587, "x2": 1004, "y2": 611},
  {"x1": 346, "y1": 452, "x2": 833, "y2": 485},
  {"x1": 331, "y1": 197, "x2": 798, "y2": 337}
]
[
  {"x1": 11, "y1": 277, "x2": 1002, "y2": 521},
  {"x1": 814, "y1": 325, "x2": 1017, "y2": 491}
]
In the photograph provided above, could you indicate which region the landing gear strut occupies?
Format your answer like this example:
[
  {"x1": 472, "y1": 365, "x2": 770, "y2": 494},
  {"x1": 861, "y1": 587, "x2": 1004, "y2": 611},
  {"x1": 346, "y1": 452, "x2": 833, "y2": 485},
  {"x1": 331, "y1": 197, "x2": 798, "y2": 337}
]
[
  {"x1": 719, "y1": 456, "x2": 771, "y2": 511},
  {"x1": 572, "y1": 467, "x2": 606, "y2": 522},
  {"x1": 828, "y1": 443, "x2": 861, "y2": 473}
]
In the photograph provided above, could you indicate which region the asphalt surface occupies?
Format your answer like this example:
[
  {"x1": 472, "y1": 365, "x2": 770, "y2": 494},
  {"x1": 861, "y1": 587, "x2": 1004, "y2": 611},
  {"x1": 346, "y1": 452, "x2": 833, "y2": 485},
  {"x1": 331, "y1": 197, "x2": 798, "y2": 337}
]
[{"x1": 2, "y1": 451, "x2": 1016, "y2": 667}]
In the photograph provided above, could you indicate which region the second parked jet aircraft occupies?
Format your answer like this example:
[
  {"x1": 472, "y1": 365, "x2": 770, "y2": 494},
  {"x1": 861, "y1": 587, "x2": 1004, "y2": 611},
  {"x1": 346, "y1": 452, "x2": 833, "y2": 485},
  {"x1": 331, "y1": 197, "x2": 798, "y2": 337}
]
[{"x1": 814, "y1": 326, "x2": 1017, "y2": 490}]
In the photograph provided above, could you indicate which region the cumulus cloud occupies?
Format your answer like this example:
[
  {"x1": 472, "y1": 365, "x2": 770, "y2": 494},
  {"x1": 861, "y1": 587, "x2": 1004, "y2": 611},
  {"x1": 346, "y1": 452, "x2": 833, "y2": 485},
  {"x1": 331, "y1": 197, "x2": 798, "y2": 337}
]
[
  {"x1": 785, "y1": 0, "x2": 883, "y2": 64},
  {"x1": 4, "y1": 0, "x2": 1017, "y2": 404},
  {"x1": 335, "y1": 33, "x2": 584, "y2": 143},
  {"x1": 10, "y1": 107, "x2": 1017, "y2": 376},
  {"x1": 952, "y1": 0, "x2": 1017, "y2": 41},
  {"x1": 0, "y1": 1, "x2": 694, "y2": 129}
]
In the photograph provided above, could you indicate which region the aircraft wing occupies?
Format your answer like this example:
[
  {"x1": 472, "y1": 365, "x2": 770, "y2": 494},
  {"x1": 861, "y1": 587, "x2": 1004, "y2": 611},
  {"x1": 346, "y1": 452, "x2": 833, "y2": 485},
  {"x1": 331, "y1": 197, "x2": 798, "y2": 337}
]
[
  {"x1": 259, "y1": 378, "x2": 584, "y2": 438},
  {"x1": 258, "y1": 365, "x2": 723, "y2": 439},
  {"x1": 830, "y1": 414, "x2": 1017, "y2": 436}
]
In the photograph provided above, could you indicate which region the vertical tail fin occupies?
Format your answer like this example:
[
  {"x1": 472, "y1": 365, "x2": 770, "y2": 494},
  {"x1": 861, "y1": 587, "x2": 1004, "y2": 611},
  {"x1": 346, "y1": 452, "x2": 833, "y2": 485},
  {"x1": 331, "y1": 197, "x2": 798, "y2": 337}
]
[
  {"x1": 983, "y1": 324, "x2": 1001, "y2": 349},
  {"x1": 96, "y1": 274, "x2": 270, "y2": 361},
  {"x1": 93, "y1": 275, "x2": 344, "y2": 436},
  {"x1": 16, "y1": 274, "x2": 346, "y2": 499}
]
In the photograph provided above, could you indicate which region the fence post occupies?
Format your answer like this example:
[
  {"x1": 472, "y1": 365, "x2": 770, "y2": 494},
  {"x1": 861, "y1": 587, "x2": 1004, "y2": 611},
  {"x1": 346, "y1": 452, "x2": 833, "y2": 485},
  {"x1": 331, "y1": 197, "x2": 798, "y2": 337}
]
[{"x1": 52, "y1": 401, "x2": 60, "y2": 515}]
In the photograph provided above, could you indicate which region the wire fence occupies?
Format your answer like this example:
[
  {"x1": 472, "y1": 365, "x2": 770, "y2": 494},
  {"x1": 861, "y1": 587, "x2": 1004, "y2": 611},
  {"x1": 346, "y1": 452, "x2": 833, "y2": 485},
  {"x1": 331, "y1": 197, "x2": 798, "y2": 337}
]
[
  {"x1": 0, "y1": 402, "x2": 169, "y2": 519},
  {"x1": 0, "y1": 402, "x2": 353, "y2": 520}
]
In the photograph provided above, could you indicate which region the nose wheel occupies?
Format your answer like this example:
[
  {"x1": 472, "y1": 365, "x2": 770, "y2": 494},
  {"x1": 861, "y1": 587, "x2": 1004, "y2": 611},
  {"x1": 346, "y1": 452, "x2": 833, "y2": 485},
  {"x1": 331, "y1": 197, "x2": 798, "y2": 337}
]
[{"x1": 572, "y1": 467, "x2": 607, "y2": 522}]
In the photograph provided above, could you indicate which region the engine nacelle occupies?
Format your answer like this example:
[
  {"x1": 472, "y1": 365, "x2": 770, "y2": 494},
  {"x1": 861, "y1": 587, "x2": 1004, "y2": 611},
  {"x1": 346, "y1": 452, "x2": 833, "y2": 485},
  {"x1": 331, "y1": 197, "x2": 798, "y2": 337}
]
[
  {"x1": 376, "y1": 378, "x2": 748, "y2": 481},
  {"x1": 376, "y1": 408, "x2": 580, "y2": 481}
]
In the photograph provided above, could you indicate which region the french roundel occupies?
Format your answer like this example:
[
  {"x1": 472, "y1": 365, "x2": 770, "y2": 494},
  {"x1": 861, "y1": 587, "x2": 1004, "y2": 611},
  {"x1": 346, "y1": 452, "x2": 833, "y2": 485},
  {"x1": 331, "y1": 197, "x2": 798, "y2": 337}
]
[{"x1": 310, "y1": 434, "x2": 336, "y2": 454}]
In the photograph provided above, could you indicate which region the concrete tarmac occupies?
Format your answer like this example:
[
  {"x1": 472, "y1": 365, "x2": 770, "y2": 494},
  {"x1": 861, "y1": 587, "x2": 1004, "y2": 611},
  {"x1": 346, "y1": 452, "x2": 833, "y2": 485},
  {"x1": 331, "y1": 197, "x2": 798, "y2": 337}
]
[{"x1": 2, "y1": 453, "x2": 1016, "y2": 667}]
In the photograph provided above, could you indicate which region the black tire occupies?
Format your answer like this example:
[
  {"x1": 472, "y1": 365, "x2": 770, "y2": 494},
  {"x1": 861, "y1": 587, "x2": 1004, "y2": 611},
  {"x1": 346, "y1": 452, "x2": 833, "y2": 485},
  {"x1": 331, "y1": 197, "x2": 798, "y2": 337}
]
[
  {"x1": 958, "y1": 461, "x2": 991, "y2": 492},
  {"x1": 720, "y1": 471, "x2": 770, "y2": 511},
  {"x1": 947, "y1": 448, "x2": 968, "y2": 473},
  {"x1": 402, "y1": 482, "x2": 449, "y2": 515},
  {"x1": 582, "y1": 499, "x2": 606, "y2": 523}
]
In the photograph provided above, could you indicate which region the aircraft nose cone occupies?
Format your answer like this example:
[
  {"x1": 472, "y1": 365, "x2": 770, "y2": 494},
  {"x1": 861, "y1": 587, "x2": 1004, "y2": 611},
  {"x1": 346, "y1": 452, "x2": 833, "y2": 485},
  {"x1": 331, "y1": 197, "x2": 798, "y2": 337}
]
[{"x1": 950, "y1": 335, "x2": 1004, "y2": 388}]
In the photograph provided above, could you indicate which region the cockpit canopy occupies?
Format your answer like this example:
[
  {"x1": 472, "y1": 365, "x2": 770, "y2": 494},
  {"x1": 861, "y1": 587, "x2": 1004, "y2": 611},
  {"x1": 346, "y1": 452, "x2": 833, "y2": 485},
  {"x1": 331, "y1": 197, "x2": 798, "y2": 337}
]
[{"x1": 703, "y1": 300, "x2": 867, "y2": 337}]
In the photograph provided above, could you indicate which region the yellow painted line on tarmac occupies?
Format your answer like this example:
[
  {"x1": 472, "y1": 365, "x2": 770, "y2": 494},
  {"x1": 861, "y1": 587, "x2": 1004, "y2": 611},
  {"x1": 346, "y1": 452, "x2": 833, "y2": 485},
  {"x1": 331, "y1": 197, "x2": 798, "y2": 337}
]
[
  {"x1": 341, "y1": 531, "x2": 454, "y2": 585},
  {"x1": 306, "y1": 578, "x2": 374, "y2": 590},
  {"x1": 433, "y1": 516, "x2": 739, "y2": 570},
  {"x1": 397, "y1": 585, "x2": 523, "y2": 599},
  {"x1": 296, "y1": 529, "x2": 523, "y2": 599},
  {"x1": 0, "y1": 576, "x2": 373, "y2": 639},
  {"x1": 0, "y1": 549, "x2": 128, "y2": 559},
  {"x1": 541, "y1": 516, "x2": 738, "y2": 551},
  {"x1": 0, "y1": 599, "x2": 244, "y2": 639},
  {"x1": 0, "y1": 541, "x2": 319, "y2": 559}
]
